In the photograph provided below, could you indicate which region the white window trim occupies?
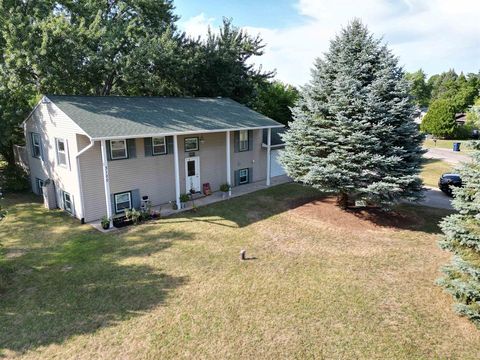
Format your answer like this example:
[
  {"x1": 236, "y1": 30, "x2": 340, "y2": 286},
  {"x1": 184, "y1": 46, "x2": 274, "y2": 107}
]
[
  {"x1": 184, "y1": 137, "x2": 199, "y2": 152},
  {"x1": 63, "y1": 191, "x2": 73, "y2": 214},
  {"x1": 114, "y1": 191, "x2": 132, "y2": 214},
  {"x1": 36, "y1": 178, "x2": 44, "y2": 195},
  {"x1": 31, "y1": 133, "x2": 41, "y2": 159},
  {"x1": 239, "y1": 168, "x2": 249, "y2": 184},
  {"x1": 55, "y1": 138, "x2": 68, "y2": 167},
  {"x1": 152, "y1": 136, "x2": 167, "y2": 155},
  {"x1": 239, "y1": 130, "x2": 249, "y2": 152},
  {"x1": 110, "y1": 139, "x2": 128, "y2": 160}
]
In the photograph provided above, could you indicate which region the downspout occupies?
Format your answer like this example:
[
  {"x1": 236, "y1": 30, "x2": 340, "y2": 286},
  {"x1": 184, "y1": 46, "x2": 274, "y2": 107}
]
[{"x1": 76, "y1": 139, "x2": 95, "y2": 223}]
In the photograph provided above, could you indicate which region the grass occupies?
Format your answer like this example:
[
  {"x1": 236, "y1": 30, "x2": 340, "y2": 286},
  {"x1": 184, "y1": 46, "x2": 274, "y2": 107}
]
[
  {"x1": 421, "y1": 159, "x2": 453, "y2": 187},
  {"x1": 423, "y1": 139, "x2": 473, "y2": 152},
  {"x1": 1, "y1": 185, "x2": 480, "y2": 359}
]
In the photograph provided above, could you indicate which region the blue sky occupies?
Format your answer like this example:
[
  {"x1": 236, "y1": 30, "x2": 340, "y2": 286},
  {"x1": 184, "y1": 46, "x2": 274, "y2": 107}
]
[{"x1": 175, "y1": 0, "x2": 480, "y2": 86}]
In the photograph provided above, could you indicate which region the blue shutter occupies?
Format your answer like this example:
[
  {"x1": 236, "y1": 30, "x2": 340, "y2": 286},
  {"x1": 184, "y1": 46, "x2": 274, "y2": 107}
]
[
  {"x1": 106, "y1": 141, "x2": 112, "y2": 161},
  {"x1": 29, "y1": 133, "x2": 34, "y2": 157},
  {"x1": 126, "y1": 139, "x2": 136, "y2": 158},
  {"x1": 39, "y1": 137, "x2": 45, "y2": 161},
  {"x1": 144, "y1": 138, "x2": 152, "y2": 157},
  {"x1": 234, "y1": 131, "x2": 239, "y2": 153},
  {"x1": 166, "y1": 136, "x2": 174, "y2": 154},
  {"x1": 248, "y1": 167, "x2": 253, "y2": 183},
  {"x1": 248, "y1": 130, "x2": 253, "y2": 151},
  {"x1": 131, "y1": 189, "x2": 141, "y2": 209},
  {"x1": 234, "y1": 170, "x2": 240, "y2": 186},
  {"x1": 110, "y1": 193, "x2": 116, "y2": 214}
]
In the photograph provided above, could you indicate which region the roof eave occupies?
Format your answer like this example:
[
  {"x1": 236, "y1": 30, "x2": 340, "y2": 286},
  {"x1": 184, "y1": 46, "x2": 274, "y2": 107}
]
[{"x1": 90, "y1": 124, "x2": 285, "y2": 141}]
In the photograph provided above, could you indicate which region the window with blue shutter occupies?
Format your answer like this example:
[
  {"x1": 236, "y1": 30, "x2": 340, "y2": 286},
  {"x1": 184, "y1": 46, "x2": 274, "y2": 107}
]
[{"x1": 108, "y1": 139, "x2": 136, "y2": 160}]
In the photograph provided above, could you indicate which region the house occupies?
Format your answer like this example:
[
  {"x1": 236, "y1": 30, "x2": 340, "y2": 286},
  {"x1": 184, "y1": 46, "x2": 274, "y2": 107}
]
[
  {"x1": 454, "y1": 113, "x2": 467, "y2": 125},
  {"x1": 23, "y1": 95, "x2": 284, "y2": 224}
]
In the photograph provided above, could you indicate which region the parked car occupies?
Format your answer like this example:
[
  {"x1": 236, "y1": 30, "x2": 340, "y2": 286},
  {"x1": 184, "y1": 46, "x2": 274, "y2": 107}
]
[{"x1": 438, "y1": 173, "x2": 462, "y2": 196}]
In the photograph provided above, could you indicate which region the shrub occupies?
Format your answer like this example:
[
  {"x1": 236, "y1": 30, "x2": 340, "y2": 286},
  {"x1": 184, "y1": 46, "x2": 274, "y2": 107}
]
[
  {"x1": 125, "y1": 208, "x2": 141, "y2": 225},
  {"x1": 179, "y1": 193, "x2": 190, "y2": 203},
  {"x1": 421, "y1": 99, "x2": 457, "y2": 138},
  {"x1": 454, "y1": 124, "x2": 474, "y2": 140},
  {"x1": 219, "y1": 183, "x2": 231, "y2": 192},
  {"x1": 0, "y1": 165, "x2": 30, "y2": 193}
]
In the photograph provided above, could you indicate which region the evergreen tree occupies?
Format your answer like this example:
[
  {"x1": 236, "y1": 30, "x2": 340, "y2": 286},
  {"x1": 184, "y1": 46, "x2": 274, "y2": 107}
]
[
  {"x1": 420, "y1": 99, "x2": 457, "y2": 138},
  {"x1": 280, "y1": 20, "x2": 424, "y2": 208},
  {"x1": 438, "y1": 141, "x2": 480, "y2": 327}
]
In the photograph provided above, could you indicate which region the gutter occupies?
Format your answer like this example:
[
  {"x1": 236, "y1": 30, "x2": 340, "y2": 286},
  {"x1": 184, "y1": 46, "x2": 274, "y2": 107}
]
[
  {"x1": 75, "y1": 139, "x2": 95, "y2": 223},
  {"x1": 90, "y1": 125, "x2": 285, "y2": 141}
]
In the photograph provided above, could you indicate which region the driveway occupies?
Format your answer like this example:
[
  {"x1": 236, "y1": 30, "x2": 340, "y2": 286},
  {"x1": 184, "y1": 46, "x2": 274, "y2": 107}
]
[
  {"x1": 414, "y1": 186, "x2": 453, "y2": 210},
  {"x1": 424, "y1": 148, "x2": 471, "y2": 165}
]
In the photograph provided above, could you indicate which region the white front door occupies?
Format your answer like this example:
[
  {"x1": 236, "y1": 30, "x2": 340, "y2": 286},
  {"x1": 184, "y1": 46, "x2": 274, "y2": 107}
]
[{"x1": 185, "y1": 156, "x2": 201, "y2": 193}]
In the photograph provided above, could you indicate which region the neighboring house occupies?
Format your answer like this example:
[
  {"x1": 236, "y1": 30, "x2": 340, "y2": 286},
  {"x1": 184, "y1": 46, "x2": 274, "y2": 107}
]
[
  {"x1": 413, "y1": 106, "x2": 428, "y2": 125},
  {"x1": 23, "y1": 95, "x2": 283, "y2": 224},
  {"x1": 455, "y1": 113, "x2": 467, "y2": 125}
]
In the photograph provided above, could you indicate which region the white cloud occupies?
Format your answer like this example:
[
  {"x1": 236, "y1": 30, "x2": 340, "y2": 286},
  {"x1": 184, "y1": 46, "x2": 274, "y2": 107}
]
[
  {"x1": 179, "y1": 1, "x2": 480, "y2": 86},
  {"x1": 179, "y1": 13, "x2": 216, "y2": 38}
]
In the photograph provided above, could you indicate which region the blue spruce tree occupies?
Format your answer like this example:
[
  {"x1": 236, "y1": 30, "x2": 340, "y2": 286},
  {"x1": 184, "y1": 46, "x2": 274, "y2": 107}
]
[
  {"x1": 280, "y1": 20, "x2": 424, "y2": 208},
  {"x1": 438, "y1": 142, "x2": 480, "y2": 327}
]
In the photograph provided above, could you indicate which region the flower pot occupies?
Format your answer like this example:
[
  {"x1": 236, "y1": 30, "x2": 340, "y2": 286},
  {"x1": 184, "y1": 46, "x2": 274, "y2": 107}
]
[
  {"x1": 101, "y1": 223, "x2": 110, "y2": 230},
  {"x1": 180, "y1": 202, "x2": 186, "y2": 209}
]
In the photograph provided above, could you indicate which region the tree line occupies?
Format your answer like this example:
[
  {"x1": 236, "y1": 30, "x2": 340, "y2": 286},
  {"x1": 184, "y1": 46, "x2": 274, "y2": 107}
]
[
  {"x1": 406, "y1": 69, "x2": 480, "y2": 138},
  {"x1": 0, "y1": 0, "x2": 297, "y2": 168}
]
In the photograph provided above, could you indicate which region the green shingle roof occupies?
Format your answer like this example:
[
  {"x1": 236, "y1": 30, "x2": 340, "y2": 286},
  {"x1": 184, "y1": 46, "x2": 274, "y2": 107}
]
[{"x1": 46, "y1": 95, "x2": 283, "y2": 139}]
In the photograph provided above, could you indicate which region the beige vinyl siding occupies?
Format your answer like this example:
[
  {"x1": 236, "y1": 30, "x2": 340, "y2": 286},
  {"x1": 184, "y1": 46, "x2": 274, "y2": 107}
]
[
  {"x1": 24, "y1": 101, "x2": 87, "y2": 218},
  {"x1": 231, "y1": 129, "x2": 267, "y2": 183},
  {"x1": 78, "y1": 129, "x2": 269, "y2": 222},
  {"x1": 78, "y1": 137, "x2": 176, "y2": 222}
]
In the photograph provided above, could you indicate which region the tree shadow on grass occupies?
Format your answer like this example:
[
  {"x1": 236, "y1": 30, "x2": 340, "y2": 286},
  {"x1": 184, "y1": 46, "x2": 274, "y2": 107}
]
[
  {"x1": 0, "y1": 199, "x2": 190, "y2": 356},
  {"x1": 162, "y1": 183, "x2": 450, "y2": 235},
  {"x1": 346, "y1": 203, "x2": 453, "y2": 234},
  {"x1": 165, "y1": 182, "x2": 325, "y2": 228}
]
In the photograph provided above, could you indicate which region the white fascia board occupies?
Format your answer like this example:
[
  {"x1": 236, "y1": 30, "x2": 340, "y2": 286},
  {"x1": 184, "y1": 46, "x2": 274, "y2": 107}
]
[{"x1": 91, "y1": 124, "x2": 284, "y2": 141}]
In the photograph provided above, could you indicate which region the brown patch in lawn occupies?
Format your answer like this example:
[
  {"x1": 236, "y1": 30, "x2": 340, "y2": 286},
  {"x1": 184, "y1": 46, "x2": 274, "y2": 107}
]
[{"x1": 289, "y1": 197, "x2": 437, "y2": 233}]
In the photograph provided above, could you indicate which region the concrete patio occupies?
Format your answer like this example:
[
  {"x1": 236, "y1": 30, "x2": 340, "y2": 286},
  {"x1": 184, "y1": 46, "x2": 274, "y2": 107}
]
[{"x1": 90, "y1": 174, "x2": 291, "y2": 232}]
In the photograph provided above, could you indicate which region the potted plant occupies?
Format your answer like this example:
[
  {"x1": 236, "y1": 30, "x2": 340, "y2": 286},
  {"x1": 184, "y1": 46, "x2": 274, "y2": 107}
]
[
  {"x1": 179, "y1": 193, "x2": 190, "y2": 208},
  {"x1": 125, "y1": 208, "x2": 142, "y2": 225},
  {"x1": 169, "y1": 200, "x2": 178, "y2": 210},
  {"x1": 219, "y1": 183, "x2": 231, "y2": 199},
  {"x1": 101, "y1": 215, "x2": 110, "y2": 230}
]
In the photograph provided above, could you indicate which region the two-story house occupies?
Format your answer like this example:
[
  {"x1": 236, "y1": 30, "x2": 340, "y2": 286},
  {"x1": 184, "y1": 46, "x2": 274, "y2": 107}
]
[{"x1": 23, "y1": 95, "x2": 284, "y2": 225}]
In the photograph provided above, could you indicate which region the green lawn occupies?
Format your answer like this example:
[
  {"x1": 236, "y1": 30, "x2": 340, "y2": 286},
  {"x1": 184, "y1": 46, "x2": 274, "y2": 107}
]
[
  {"x1": 1, "y1": 185, "x2": 479, "y2": 359},
  {"x1": 423, "y1": 139, "x2": 473, "y2": 152},
  {"x1": 421, "y1": 159, "x2": 453, "y2": 187}
]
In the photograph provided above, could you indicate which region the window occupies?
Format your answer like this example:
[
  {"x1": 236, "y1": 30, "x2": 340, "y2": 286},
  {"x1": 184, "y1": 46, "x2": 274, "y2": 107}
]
[
  {"x1": 63, "y1": 191, "x2": 73, "y2": 214},
  {"x1": 152, "y1": 136, "x2": 166, "y2": 155},
  {"x1": 31, "y1": 133, "x2": 41, "y2": 158},
  {"x1": 239, "y1": 130, "x2": 249, "y2": 152},
  {"x1": 114, "y1": 191, "x2": 132, "y2": 214},
  {"x1": 110, "y1": 139, "x2": 128, "y2": 160},
  {"x1": 184, "y1": 137, "x2": 199, "y2": 152},
  {"x1": 239, "y1": 168, "x2": 249, "y2": 184},
  {"x1": 56, "y1": 138, "x2": 68, "y2": 166},
  {"x1": 36, "y1": 178, "x2": 44, "y2": 195}
]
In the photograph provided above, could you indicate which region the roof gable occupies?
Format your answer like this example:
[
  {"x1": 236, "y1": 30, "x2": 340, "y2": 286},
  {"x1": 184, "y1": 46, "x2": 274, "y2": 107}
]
[{"x1": 45, "y1": 95, "x2": 283, "y2": 139}]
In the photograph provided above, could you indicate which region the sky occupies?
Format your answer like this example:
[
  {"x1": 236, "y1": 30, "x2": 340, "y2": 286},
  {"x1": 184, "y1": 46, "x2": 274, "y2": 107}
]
[{"x1": 174, "y1": 0, "x2": 480, "y2": 87}]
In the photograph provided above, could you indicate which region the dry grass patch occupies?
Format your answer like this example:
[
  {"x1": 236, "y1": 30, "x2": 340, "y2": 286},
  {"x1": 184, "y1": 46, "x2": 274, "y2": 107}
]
[{"x1": 1, "y1": 185, "x2": 480, "y2": 359}]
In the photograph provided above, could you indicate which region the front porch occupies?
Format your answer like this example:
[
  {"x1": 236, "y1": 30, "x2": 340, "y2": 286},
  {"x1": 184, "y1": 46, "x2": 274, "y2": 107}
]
[{"x1": 90, "y1": 174, "x2": 291, "y2": 232}]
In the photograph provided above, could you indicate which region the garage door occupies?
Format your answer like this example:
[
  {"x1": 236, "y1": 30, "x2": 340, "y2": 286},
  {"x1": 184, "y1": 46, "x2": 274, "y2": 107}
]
[{"x1": 271, "y1": 149, "x2": 286, "y2": 177}]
